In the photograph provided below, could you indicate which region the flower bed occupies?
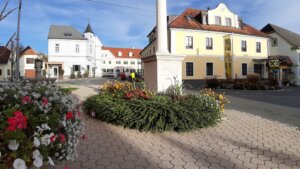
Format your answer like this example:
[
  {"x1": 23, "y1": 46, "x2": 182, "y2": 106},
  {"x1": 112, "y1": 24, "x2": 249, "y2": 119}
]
[
  {"x1": 0, "y1": 80, "x2": 84, "y2": 169},
  {"x1": 83, "y1": 81, "x2": 228, "y2": 132}
]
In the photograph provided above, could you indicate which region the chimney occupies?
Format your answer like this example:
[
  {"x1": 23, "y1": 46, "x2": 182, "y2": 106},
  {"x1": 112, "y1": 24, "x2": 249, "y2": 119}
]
[{"x1": 156, "y1": 0, "x2": 169, "y2": 55}]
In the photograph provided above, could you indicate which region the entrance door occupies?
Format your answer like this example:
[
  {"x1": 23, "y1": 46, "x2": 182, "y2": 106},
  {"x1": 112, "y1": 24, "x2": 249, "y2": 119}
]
[{"x1": 254, "y1": 64, "x2": 263, "y2": 78}]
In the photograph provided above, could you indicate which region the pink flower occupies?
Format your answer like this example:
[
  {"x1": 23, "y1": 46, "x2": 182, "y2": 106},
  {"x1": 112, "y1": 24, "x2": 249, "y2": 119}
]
[
  {"x1": 59, "y1": 133, "x2": 66, "y2": 143},
  {"x1": 42, "y1": 97, "x2": 49, "y2": 106},
  {"x1": 76, "y1": 111, "x2": 81, "y2": 118},
  {"x1": 6, "y1": 111, "x2": 27, "y2": 131},
  {"x1": 66, "y1": 112, "x2": 74, "y2": 120},
  {"x1": 22, "y1": 96, "x2": 31, "y2": 105},
  {"x1": 64, "y1": 166, "x2": 69, "y2": 169},
  {"x1": 50, "y1": 134, "x2": 56, "y2": 143}
]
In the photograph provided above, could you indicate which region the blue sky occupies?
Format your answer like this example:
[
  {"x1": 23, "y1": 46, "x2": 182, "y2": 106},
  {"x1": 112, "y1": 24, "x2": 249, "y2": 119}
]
[{"x1": 0, "y1": 0, "x2": 299, "y2": 54}]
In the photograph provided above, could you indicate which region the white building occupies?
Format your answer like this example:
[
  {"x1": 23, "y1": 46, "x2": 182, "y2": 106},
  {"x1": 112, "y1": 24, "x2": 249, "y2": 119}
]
[
  {"x1": 48, "y1": 23, "x2": 102, "y2": 79},
  {"x1": 48, "y1": 23, "x2": 142, "y2": 79},
  {"x1": 100, "y1": 47, "x2": 142, "y2": 77},
  {"x1": 262, "y1": 24, "x2": 300, "y2": 85},
  {"x1": 19, "y1": 46, "x2": 46, "y2": 78}
]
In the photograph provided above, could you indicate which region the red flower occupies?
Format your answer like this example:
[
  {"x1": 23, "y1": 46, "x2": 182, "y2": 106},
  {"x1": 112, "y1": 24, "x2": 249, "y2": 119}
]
[
  {"x1": 50, "y1": 135, "x2": 56, "y2": 143},
  {"x1": 81, "y1": 134, "x2": 87, "y2": 141},
  {"x1": 42, "y1": 97, "x2": 49, "y2": 106},
  {"x1": 76, "y1": 111, "x2": 81, "y2": 118},
  {"x1": 59, "y1": 133, "x2": 66, "y2": 143},
  {"x1": 22, "y1": 96, "x2": 31, "y2": 105},
  {"x1": 64, "y1": 166, "x2": 69, "y2": 169},
  {"x1": 66, "y1": 112, "x2": 74, "y2": 120},
  {"x1": 6, "y1": 111, "x2": 27, "y2": 131}
]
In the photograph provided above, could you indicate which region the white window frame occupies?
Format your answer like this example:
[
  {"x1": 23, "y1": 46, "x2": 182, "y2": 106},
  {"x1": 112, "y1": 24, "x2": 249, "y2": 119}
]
[
  {"x1": 256, "y1": 42, "x2": 261, "y2": 53},
  {"x1": 185, "y1": 36, "x2": 193, "y2": 49},
  {"x1": 76, "y1": 44, "x2": 80, "y2": 53},
  {"x1": 206, "y1": 37, "x2": 213, "y2": 50},
  {"x1": 241, "y1": 40, "x2": 247, "y2": 52},
  {"x1": 215, "y1": 16, "x2": 222, "y2": 25},
  {"x1": 225, "y1": 18, "x2": 232, "y2": 27},
  {"x1": 55, "y1": 44, "x2": 59, "y2": 53}
]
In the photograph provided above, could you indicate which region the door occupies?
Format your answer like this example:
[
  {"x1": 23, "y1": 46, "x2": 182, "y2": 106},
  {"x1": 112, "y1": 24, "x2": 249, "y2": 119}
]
[{"x1": 254, "y1": 64, "x2": 263, "y2": 78}]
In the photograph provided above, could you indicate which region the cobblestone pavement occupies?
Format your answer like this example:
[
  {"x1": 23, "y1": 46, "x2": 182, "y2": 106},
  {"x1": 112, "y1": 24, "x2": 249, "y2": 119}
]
[{"x1": 55, "y1": 83, "x2": 300, "y2": 169}]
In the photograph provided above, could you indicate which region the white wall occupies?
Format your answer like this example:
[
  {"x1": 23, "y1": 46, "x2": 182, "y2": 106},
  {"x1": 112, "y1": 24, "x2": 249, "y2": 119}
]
[
  {"x1": 207, "y1": 3, "x2": 239, "y2": 28},
  {"x1": 268, "y1": 32, "x2": 300, "y2": 85}
]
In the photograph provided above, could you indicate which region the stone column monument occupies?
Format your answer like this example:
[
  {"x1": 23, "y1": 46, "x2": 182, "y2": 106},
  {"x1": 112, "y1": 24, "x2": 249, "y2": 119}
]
[
  {"x1": 34, "y1": 59, "x2": 43, "y2": 79},
  {"x1": 142, "y1": 0, "x2": 184, "y2": 92}
]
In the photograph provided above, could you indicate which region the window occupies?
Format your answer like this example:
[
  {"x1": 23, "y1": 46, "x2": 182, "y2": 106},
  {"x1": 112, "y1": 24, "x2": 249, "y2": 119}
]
[
  {"x1": 87, "y1": 65, "x2": 90, "y2": 70},
  {"x1": 125, "y1": 69, "x2": 129, "y2": 72},
  {"x1": 225, "y1": 18, "x2": 232, "y2": 27},
  {"x1": 206, "y1": 38, "x2": 213, "y2": 50},
  {"x1": 129, "y1": 52, "x2": 133, "y2": 57},
  {"x1": 185, "y1": 36, "x2": 193, "y2": 49},
  {"x1": 73, "y1": 65, "x2": 80, "y2": 71},
  {"x1": 55, "y1": 44, "x2": 59, "y2": 53},
  {"x1": 256, "y1": 42, "x2": 261, "y2": 53},
  {"x1": 186, "y1": 62, "x2": 194, "y2": 76},
  {"x1": 130, "y1": 61, "x2": 135, "y2": 65},
  {"x1": 271, "y1": 38, "x2": 278, "y2": 46},
  {"x1": 102, "y1": 61, "x2": 105, "y2": 64},
  {"x1": 107, "y1": 69, "x2": 113, "y2": 73},
  {"x1": 26, "y1": 58, "x2": 34, "y2": 64},
  {"x1": 206, "y1": 63, "x2": 213, "y2": 76},
  {"x1": 137, "y1": 62, "x2": 141, "y2": 65},
  {"x1": 116, "y1": 61, "x2": 121, "y2": 65},
  {"x1": 242, "y1": 63, "x2": 247, "y2": 76},
  {"x1": 7, "y1": 69, "x2": 10, "y2": 76},
  {"x1": 130, "y1": 69, "x2": 135, "y2": 73},
  {"x1": 109, "y1": 61, "x2": 112, "y2": 64},
  {"x1": 102, "y1": 69, "x2": 106, "y2": 73},
  {"x1": 118, "y1": 51, "x2": 122, "y2": 56},
  {"x1": 76, "y1": 44, "x2": 79, "y2": 53},
  {"x1": 0, "y1": 69, "x2": 2, "y2": 76},
  {"x1": 241, "y1": 41, "x2": 247, "y2": 52},
  {"x1": 123, "y1": 61, "x2": 128, "y2": 65},
  {"x1": 90, "y1": 45, "x2": 92, "y2": 54},
  {"x1": 215, "y1": 16, "x2": 221, "y2": 25}
]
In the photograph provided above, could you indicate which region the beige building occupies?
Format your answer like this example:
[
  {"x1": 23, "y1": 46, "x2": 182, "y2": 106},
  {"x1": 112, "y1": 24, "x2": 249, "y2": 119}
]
[
  {"x1": 0, "y1": 46, "x2": 12, "y2": 81},
  {"x1": 141, "y1": 3, "x2": 269, "y2": 85}
]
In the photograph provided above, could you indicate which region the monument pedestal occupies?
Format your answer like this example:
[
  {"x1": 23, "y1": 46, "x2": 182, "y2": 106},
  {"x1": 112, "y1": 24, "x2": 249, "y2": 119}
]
[{"x1": 142, "y1": 54, "x2": 184, "y2": 92}]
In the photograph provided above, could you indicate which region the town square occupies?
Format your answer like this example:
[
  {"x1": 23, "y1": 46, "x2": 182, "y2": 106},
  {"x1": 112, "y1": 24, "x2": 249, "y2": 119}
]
[{"x1": 0, "y1": 0, "x2": 300, "y2": 169}]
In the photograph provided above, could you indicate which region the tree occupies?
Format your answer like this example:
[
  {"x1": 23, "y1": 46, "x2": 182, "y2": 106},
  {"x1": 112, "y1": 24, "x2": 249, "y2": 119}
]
[{"x1": 0, "y1": 0, "x2": 16, "y2": 22}]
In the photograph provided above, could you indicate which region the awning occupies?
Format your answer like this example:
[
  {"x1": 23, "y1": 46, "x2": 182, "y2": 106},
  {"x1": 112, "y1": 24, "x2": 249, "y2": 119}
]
[{"x1": 268, "y1": 56, "x2": 293, "y2": 66}]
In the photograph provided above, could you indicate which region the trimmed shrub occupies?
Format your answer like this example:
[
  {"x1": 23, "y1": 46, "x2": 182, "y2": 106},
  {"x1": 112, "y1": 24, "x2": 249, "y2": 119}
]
[{"x1": 83, "y1": 81, "x2": 224, "y2": 132}]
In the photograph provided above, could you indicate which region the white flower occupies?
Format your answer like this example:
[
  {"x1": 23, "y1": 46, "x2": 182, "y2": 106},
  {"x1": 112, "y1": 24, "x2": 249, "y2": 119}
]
[
  {"x1": 41, "y1": 123, "x2": 51, "y2": 130},
  {"x1": 33, "y1": 137, "x2": 41, "y2": 147},
  {"x1": 13, "y1": 158, "x2": 26, "y2": 169},
  {"x1": 33, "y1": 156, "x2": 43, "y2": 168},
  {"x1": 32, "y1": 150, "x2": 41, "y2": 159},
  {"x1": 8, "y1": 140, "x2": 19, "y2": 151},
  {"x1": 48, "y1": 157, "x2": 55, "y2": 166}
]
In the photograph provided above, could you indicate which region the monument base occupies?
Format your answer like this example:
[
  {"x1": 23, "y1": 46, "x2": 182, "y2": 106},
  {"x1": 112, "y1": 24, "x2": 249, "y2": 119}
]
[{"x1": 142, "y1": 53, "x2": 185, "y2": 92}]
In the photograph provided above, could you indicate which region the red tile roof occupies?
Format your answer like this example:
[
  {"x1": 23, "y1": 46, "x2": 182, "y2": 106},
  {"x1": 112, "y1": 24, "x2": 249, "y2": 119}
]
[
  {"x1": 0, "y1": 46, "x2": 11, "y2": 64},
  {"x1": 102, "y1": 46, "x2": 142, "y2": 59},
  {"x1": 169, "y1": 8, "x2": 267, "y2": 37},
  {"x1": 21, "y1": 46, "x2": 37, "y2": 56}
]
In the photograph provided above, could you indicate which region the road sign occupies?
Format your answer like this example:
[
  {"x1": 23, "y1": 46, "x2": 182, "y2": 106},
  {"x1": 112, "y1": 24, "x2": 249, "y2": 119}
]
[{"x1": 269, "y1": 60, "x2": 280, "y2": 69}]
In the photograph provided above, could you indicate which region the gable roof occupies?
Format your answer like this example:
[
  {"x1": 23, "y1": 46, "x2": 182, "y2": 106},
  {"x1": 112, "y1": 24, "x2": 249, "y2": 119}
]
[
  {"x1": 261, "y1": 23, "x2": 300, "y2": 47},
  {"x1": 84, "y1": 23, "x2": 94, "y2": 34},
  {"x1": 48, "y1": 25, "x2": 87, "y2": 40},
  {"x1": 102, "y1": 47, "x2": 142, "y2": 59},
  {"x1": 0, "y1": 46, "x2": 11, "y2": 64},
  {"x1": 169, "y1": 8, "x2": 267, "y2": 37},
  {"x1": 20, "y1": 46, "x2": 37, "y2": 56}
]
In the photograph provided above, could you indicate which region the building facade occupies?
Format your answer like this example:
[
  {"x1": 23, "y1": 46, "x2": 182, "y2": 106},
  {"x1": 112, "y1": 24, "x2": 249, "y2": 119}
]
[
  {"x1": 19, "y1": 46, "x2": 46, "y2": 78},
  {"x1": 261, "y1": 24, "x2": 300, "y2": 85},
  {"x1": 48, "y1": 23, "x2": 142, "y2": 79},
  {"x1": 141, "y1": 3, "x2": 269, "y2": 83},
  {"x1": 0, "y1": 46, "x2": 12, "y2": 81}
]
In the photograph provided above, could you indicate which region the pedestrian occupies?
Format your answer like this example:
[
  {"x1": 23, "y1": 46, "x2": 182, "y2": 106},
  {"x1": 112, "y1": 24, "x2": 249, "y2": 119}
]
[{"x1": 130, "y1": 71, "x2": 135, "y2": 82}]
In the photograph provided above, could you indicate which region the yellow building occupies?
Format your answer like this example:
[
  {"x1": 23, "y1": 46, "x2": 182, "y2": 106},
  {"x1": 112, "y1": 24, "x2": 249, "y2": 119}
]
[{"x1": 141, "y1": 3, "x2": 269, "y2": 84}]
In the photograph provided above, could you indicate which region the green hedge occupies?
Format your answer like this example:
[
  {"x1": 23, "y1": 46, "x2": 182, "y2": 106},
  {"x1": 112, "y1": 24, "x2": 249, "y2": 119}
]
[{"x1": 83, "y1": 93, "x2": 221, "y2": 132}]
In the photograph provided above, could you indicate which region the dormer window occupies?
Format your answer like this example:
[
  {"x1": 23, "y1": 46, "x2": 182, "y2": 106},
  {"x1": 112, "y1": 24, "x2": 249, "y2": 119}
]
[
  {"x1": 128, "y1": 52, "x2": 133, "y2": 57},
  {"x1": 185, "y1": 15, "x2": 194, "y2": 21},
  {"x1": 64, "y1": 33, "x2": 72, "y2": 37},
  {"x1": 118, "y1": 51, "x2": 122, "y2": 56},
  {"x1": 225, "y1": 18, "x2": 232, "y2": 27},
  {"x1": 215, "y1": 16, "x2": 222, "y2": 25}
]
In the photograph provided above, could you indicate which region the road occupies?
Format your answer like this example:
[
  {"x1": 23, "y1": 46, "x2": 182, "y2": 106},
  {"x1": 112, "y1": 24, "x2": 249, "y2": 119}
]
[{"x1": 224, "y1": 88, "x2": 300, "y2": 127}]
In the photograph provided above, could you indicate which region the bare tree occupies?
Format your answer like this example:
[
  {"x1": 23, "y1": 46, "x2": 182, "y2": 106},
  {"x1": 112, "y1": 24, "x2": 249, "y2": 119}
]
[{"x1": 0, "y1": 0, "x2": 16, "y2": 21}]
